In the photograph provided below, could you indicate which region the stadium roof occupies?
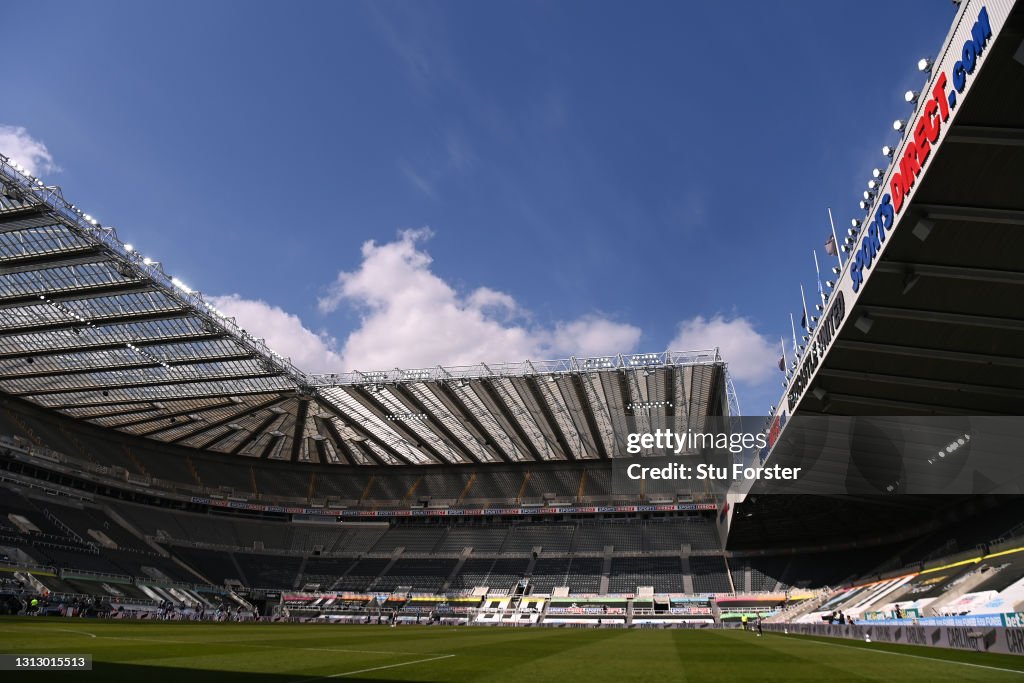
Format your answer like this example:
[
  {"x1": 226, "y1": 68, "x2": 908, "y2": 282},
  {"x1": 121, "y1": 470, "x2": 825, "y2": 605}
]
[
  {"x1": 776, "y1": 0, "x2": 1024, "y2": 420},
  {"x1": 0, "y1": 158, "x2": 737, "y2": 465},
  {"x1": 734, "y1": 0, "x2": 1024, "y2": 509}
]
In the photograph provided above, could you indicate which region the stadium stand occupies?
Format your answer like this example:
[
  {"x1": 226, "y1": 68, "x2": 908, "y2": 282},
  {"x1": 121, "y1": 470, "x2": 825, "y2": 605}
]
[
  {"x1": 332, "y1": 558, "x2": 391, "y2": 591},
  {"x1": 609, "y1": 557, "x2": 684, "y2": 593},
  {"x1": 370, "y1": 525, "x2": 447, "y2": 554},
  {"x1": 529, "y1": 557, "x2": 572, "y2": 593},
  {"x1": 501, "y1": 523, "x2": 575, "y2": 554},
  {"x1": 288, "y1": 525, "x2": 341, "y2": 554},
  {"x1": 233, "y1": 553, "x2": 303, "y2": 588},
  {"x1": 481, "y1": 558, "x2": 532, "y2": 591},
  {"x1": 433, "y1": 525, "x2": 509, "y2": 554},
  {"x1": 447, "y1": 558, "x2": 496, "y2": 590},
  {"x1": 375, "y1": 558, "x2": 457, "y2": 592},
  {"x1": 312, "y1": 473, "x2": 369, "y2": 501},
  {"x1": 363, "y1": 474, "x2": 418, "y2": 505},
  {"x1": 461, "y1": 471, "x2": 523, "y2": 502},
  {"x1": 563, "y1": 558, "x2": 603, "y2": 594},
  {"x1": 334, "y1": 526, "x2": 388, "y2": 554},
  {"x1": 731, "y1": 557, "x2": 789, "y2": 593},
  {"x1": 254, "y1": 468, "x2": 314, "y2": 500},
  {"x1": 130, "y1": 450, "x2": 195, "y2": 484},
  {"x1": 521, "y1": 469, "x2": 581, "y2": 500},
  {"x1": 573, "y1": 521, "x2": 641, "y2": 553},
  {"x1": 299, "y1": 556, "x2": 356, "y2": 588},
  {"x1": 581, "y1": 468, "x2": 611, "y2": 499},
  {"x1": 415, "y1": 472, "x2": 472, "y2": 501},
  {"x1": 170, "y1": 547, "x2": 242, "y2": 585},
  {"x1": 689, "y1": 556, "x2": 732, "y2": 593}
]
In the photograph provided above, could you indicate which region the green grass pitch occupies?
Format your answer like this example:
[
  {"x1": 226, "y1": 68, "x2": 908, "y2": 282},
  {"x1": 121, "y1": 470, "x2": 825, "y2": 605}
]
[{"x1": 1, "y1": 618, "x2": 1022, "y2": 682}]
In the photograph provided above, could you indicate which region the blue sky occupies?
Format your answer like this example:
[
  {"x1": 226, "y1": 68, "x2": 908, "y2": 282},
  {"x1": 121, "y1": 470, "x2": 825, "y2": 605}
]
[{"x1": 1, "y1": 1, "x2": 957, "y2": 415}]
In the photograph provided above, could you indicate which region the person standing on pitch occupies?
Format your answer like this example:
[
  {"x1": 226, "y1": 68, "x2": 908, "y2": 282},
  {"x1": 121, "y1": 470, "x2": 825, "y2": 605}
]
[
  {"x1": 756, "y1": 615, "x2": 763, "y2": 637},
  {"x1": 741, "y1": 613, "x2": 748, "y2": 631}
]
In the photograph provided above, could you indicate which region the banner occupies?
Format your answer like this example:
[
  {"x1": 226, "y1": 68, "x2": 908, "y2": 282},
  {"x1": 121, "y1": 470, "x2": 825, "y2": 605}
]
[
  {"x1": 767, "y1": 622, "x2": 1024, "y2": 656},
  {"x1": 190, "y1": 498, "x2": 716, "y2": 518}
]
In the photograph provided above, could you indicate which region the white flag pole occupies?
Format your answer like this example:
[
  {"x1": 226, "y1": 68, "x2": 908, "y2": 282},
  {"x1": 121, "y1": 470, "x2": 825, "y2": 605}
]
[
  {"x1": 813, "y1": 249, "x2": 825, "y2": 305},
  {"x1": 827, "y1": 207, "x2": 843, "y2": 269},
  {"x1": 790, "y1": 313, "x2": 799, "y2": 359},
  {"x1": 800, "y1": 284, "x2": 810, "y2": 334}
]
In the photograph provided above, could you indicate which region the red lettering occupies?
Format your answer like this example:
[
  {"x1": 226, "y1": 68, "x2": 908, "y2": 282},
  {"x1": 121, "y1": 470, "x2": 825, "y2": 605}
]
[
  {"x1": 932, "y1": 72, "x2": 949, "y2": 121},
  {"x1": 890, "y1": 173, "x2": 906, "y2": 213},
  {"x1": 923, "y1": 99, "x2": 940, "y2": 143},
  {"x1": 900, "y1": 142, "x2": 922, "y2": 188},
  {"x1": 913, "y1": 115, "x2": 932, "y2": 165}
]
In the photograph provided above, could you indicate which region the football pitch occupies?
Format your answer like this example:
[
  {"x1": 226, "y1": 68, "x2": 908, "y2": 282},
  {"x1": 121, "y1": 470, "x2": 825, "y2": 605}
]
[{"x1": 1, "y1": 618, "x2": 1023, "y2": 682}]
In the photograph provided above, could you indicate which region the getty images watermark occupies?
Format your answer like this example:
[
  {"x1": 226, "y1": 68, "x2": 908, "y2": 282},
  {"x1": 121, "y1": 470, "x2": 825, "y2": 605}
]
[
  {"x1": 622, "y1": 429, "x2": 802, "y2": 483},
  {"x1": 613, "y1": 416, "x2": 1024, "y2": 496}
]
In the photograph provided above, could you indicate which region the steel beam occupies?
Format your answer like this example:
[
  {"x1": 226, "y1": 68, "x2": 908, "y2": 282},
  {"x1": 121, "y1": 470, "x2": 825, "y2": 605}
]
[
  {"x1": 858, "y1": 304, "x2": 1024, "y2": 331},
  {"x1": 916, "y1": 204, "x2": 1024, "y2": 226},
  {"x1": 946, "y1": 124, "x2": 1024, "y2": 146},
  {"x1": 874, "y1": 261, "x2": 1024, "y2": 285}
]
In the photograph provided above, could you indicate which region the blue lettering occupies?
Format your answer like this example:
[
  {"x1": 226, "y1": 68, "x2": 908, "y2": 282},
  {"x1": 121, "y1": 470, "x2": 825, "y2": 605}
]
[
  {"x1": 954, "y1": 8, "x2": 993, "y2": 92},
  {"x1": 972, "y1": 7, "x2": 992, "y2": 55},
  {"x1": 952, "y1": 61, "x2": 967, "y2": 92},
  {"x1": 864, "y1": 224, "x2": 878, "y2": 266},
  {"x1": 876, "y1": 194, "x2": 894, "y2": 231},
  {"x1": 962, "y1": 39, "x2": 978, "y2": 73}
]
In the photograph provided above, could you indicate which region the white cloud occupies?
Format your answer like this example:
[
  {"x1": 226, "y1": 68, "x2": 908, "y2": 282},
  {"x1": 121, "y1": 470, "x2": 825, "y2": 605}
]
[
  {"x1": 208, "y1": 234, "x2": 776, "y2": 408},
  {"x1": 0, "y1": 125, "x2": 58, "y2": 177},
  {"x1": 318, "y1": 229, "x2": 641, "y2": 372},
  {"x1": 550, "y1": 317, "x2": 644, "y2": 359},
  {"x1": 208, "y1": 294, "x2": 343, "y2": 373},
  {"x1": 668, "y1": 315, "x2": 777, "y2": 385}
]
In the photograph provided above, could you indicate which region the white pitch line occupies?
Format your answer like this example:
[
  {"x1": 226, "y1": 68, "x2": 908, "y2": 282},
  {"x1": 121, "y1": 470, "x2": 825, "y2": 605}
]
[
  {"x1": 99, "y1": 637, "x2": 443, "y2": 657},
  {"x1": 290, "y1": 653, "x2": 456, "y2": 682},
  {"x1": 95, "y1": 637, "x2": 412, "y2": 654},
  {"x1": 0, "y1": 626, "x2": 96, "y2": 638},
  {"x1": 8, "y1": 631, "x2": 444, "y2": 659},
  {"x1": 774, "y1": 633, "x2": 1024, "y2": 676},
  {"x1": 55, "y1": 628, "x2": 97, "y2": 638},
  {"x1": 99, "y1": 635, "x2": 195, "y2": 645},
  {"x1": 299, "y1": 647, "x2": 440, "y2": 656}
]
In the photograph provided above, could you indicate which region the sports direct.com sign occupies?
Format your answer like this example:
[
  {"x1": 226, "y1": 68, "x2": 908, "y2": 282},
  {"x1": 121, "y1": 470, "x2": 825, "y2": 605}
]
[
  {"x1": 851, "y1": 6, "x2": 994, "y2": 295},
  {"x1": 778, "y1": 0, "x2": 1006, "y2": 418}
]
